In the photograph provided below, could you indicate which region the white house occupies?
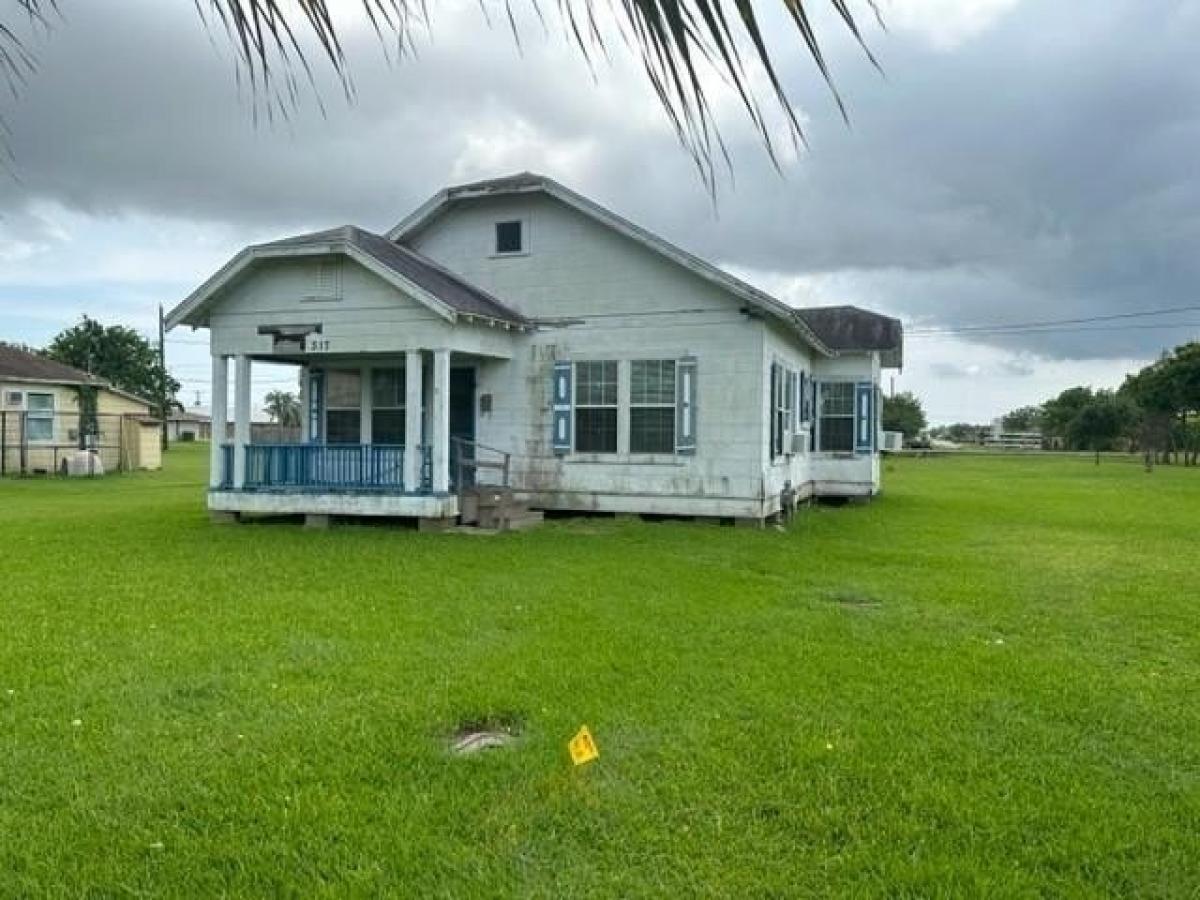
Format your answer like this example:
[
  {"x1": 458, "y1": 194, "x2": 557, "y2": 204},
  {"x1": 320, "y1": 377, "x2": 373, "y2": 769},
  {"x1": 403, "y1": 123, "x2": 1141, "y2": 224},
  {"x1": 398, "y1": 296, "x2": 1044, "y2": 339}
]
[{"x1": 166, "y1": 173, "x2": 902, "y2": 527}]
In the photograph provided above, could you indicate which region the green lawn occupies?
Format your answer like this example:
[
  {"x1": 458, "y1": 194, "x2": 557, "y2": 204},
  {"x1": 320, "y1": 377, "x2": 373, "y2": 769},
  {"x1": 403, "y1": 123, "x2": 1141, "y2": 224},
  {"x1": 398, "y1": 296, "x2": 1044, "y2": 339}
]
[{"x1": 2, "y1": 447, "x2": 1198, "y2": 897}]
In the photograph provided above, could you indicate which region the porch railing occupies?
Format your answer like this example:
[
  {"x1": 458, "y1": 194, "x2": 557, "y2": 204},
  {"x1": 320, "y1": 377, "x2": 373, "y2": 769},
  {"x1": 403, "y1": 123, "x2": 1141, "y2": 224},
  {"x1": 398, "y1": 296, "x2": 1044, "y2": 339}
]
[{"x1": 217, "y1": 444, "x2": 433, "y2": 492}]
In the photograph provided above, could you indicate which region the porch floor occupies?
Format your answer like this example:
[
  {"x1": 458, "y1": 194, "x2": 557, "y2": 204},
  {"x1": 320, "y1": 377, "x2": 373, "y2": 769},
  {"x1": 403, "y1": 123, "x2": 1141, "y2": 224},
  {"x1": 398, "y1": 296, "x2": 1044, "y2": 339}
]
[{"x1": 209, "y1": 489, "x2": 458, "y2": 520}]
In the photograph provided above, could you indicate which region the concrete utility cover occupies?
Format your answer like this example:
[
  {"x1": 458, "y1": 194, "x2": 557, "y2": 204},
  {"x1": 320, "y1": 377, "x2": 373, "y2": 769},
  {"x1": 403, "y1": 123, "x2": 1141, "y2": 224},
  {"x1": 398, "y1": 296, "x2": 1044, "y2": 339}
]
[{"x1": 451, "y1": 730, "x2": 516, "y2": 755}]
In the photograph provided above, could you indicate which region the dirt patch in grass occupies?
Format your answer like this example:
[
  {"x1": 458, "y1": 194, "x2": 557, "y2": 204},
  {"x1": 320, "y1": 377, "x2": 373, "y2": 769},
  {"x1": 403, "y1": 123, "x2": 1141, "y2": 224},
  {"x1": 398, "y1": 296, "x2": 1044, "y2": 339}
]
[
  {"x1": 825, "y1": 590, "x2": 883, "y2": 610},
  {"x1": 448, "y1": 712, "x2": 524, "y2": 756}
]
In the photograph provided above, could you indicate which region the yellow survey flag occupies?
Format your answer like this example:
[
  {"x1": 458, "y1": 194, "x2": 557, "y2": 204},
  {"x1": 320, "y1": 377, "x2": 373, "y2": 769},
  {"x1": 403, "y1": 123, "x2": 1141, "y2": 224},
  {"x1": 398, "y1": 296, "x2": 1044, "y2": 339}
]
[{"x1": 568, "y1": 725, "x2": 599, "y2": 766}]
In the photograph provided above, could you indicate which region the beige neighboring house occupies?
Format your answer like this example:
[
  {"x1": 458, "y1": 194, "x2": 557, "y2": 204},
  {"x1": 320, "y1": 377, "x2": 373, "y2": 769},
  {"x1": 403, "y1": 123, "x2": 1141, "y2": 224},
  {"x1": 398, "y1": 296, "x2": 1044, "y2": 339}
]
[{"x1": 0, "y1": 344, "x2": 162, "y2": 475}]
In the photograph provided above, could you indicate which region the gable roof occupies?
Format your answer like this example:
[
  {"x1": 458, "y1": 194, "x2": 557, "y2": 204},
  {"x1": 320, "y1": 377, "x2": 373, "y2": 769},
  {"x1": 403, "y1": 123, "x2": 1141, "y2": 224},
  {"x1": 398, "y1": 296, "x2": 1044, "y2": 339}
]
[
  {"x1": 166, "y1": 225, "x2": 529, "y2": 331},
  {"x1": 389, "y1": 172, "x2": 838, "y2": 356},
  {"x1": 796, "y1": 306, "x2": 904, "y2": 368},
  {"x1": 0, "y1": 344, "x2": 157, "y2": 407},
  {"x1": 0, "y1": 344, "x2": 98, "y2": 384}
]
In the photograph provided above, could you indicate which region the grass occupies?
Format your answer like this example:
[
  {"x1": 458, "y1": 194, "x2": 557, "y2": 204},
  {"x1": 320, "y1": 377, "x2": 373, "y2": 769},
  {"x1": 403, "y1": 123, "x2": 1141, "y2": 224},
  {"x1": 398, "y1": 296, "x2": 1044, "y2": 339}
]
[{"x1": 2, "y1": 446, "x2": 1199, "y2": 897}]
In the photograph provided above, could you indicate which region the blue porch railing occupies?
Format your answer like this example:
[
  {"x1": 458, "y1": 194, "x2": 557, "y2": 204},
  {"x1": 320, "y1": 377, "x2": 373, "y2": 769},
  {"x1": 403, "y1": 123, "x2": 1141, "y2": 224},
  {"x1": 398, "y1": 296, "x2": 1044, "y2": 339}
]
[{"x1": 218, "y1": 444, "x2": 433, "y2": 493}]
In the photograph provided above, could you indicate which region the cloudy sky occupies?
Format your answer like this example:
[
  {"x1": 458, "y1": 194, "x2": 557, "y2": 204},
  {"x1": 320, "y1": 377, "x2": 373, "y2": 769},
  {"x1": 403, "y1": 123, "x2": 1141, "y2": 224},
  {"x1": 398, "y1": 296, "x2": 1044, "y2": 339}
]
[{"x1": 2, "y1": 0, "x2": 1198, "y2": 423}]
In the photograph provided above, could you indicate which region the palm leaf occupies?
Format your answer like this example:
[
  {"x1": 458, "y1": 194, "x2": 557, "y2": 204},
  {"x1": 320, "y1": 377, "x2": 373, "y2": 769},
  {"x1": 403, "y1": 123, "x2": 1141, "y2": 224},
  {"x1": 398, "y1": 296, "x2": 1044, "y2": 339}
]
[{"x1": 2, "y1": 0, "x2": 879, "y2": 182}]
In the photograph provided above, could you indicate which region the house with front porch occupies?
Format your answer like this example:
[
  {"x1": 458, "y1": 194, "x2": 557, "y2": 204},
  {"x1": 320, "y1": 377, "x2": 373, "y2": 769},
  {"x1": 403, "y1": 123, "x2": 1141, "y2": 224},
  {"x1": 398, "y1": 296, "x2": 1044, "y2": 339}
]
[{"x1": 166, "y1": 173, "x2": 902, "y2": 527}]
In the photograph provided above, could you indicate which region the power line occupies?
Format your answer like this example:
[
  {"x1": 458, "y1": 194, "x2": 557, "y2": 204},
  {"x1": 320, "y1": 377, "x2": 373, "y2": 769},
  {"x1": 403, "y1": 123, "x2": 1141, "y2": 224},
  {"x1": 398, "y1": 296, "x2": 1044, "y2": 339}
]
[
  {"x1": 906, "y1": 304, "x2": 1200, "y2": 335},
  {"x1": 907, "y1": 322, "x2": 1200, "y2": 340}
]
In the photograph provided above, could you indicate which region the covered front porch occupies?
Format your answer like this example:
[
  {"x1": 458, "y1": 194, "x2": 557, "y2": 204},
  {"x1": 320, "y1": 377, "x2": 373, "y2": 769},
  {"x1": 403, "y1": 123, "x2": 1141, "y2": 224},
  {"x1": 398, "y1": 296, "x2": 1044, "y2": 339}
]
[{"x1": 209, "y1": 347, "x2": 497, "y2": 523}]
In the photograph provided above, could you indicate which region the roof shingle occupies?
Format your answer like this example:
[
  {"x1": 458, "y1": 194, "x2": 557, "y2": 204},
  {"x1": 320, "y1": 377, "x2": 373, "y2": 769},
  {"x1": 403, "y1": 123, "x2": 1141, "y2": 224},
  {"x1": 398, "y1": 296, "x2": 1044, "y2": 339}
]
[{"x1": 0, "y1": 344, "x2": 99, "y2": 384}]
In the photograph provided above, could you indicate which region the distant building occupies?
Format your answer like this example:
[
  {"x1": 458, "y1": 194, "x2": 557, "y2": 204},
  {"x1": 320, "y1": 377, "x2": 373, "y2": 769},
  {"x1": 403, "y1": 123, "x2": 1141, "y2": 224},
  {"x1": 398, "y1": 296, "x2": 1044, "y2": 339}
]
[
  {"x1": 983, "y1": 418, "x2": 1043, "y2": 450},
  {"x1": 167, "y1": 408, "x2": 212, "y2": 442}
]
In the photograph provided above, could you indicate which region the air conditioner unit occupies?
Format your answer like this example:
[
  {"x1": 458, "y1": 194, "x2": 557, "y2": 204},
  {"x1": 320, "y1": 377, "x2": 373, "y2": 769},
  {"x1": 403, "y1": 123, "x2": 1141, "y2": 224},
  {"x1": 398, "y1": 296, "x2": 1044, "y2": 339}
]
[
  {"x1": 790, "y1": 431, "x2": 808, "y2": 454},
  {"x1": 3, "y1": 390, "x2": 23, "y2": 408}
]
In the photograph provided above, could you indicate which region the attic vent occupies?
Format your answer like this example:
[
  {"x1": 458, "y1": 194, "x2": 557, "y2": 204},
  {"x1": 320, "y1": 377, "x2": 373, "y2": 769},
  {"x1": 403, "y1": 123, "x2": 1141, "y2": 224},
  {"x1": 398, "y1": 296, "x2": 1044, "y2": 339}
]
[{"x1": 307, "y1": 258, "x2": 343, "y2": 301}]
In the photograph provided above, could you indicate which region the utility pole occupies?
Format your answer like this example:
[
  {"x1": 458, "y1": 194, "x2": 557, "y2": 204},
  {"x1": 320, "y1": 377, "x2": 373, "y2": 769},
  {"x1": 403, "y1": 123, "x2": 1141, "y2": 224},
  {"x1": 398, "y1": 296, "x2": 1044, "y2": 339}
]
[{"x1": 159, "y1": 304, "x2": 168, "y2": 452}]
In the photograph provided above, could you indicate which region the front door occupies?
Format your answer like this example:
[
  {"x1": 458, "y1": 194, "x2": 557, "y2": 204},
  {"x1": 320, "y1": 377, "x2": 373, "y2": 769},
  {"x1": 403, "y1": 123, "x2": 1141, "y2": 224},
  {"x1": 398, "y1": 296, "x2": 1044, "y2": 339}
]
[{"x1": 450, "y1": 367, "x2": 476, "y2": 488}]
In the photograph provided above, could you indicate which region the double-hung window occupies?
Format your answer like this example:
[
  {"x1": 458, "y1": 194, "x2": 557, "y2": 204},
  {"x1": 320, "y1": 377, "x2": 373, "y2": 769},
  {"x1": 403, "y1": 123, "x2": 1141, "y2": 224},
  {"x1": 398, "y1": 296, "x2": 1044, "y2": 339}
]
[
  {"x1": 769, "y1": 363, "x2": 789, "y2": 459},
  {"x1": 630, "y1": 360, "x2": 676, "y2": 453},
  {"x1": 574, "y1": 361, "x2": 618, "y2": 453},
  {"x1": 325, "y1": 369, "x2": 362, "y2": 444},
  {"x1": 370, "y1": 368, "x2": 405, "y2": 445},
  {"x1": 26, "y1": 392, "x2": 54, "y2": 443},
  {"x1": 818, "y1": 382, "x2": 855, "y2": 452}
]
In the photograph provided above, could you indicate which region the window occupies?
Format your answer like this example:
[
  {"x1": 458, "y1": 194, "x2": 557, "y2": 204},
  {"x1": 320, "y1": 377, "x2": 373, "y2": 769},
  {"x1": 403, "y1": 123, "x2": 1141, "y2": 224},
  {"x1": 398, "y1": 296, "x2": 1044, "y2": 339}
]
[
  {"x1": 325, "y1": 369, "x2": 361, "y2": 444},
  {"x1": 769, "y1": 363, "x2": 788, "y2": 458},
  {"x1": 819, "y1": 382, "x2": 855, "y2": 452},
  {"x1": 574, "y1": 361, "x2": 617, "y2": 452},
  {"x1": 495, "y1": 220, "x2": 524, "y2": 254},
  {"x1": 630, "y1": 360, "x2": 675, "y2": 453},
  {"x1": 370, "y1": 368, "x2": 406, "y2": 445},
  {"x1": 26, "y1": 392, "x2": 54, "y2": 442}
]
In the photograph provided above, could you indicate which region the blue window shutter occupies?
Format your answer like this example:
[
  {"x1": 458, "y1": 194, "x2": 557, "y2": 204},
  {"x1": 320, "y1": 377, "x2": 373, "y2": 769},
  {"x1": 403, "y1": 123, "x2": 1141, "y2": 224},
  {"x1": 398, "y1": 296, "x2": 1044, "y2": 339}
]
[
  {"x1": 308, "y1": 370, "x2": 324, "y2": 443},
  {"x1": 855, "y1": 382, "x2": 873, "y2": 454},
  {"x1": 676, "y1": 356, "x2": 697, "y2": 454},
  {"x1": 552, "y1": 360, "x2": 572, "y2": 454}
]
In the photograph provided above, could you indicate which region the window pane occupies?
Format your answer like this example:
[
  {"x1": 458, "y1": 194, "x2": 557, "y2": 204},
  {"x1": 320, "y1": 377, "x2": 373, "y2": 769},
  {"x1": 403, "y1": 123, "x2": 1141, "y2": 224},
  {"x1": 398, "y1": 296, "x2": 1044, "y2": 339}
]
[
  {"x1": 326, "y1": 370, "x2": 362, "y2": 408},
  {"x1": 27, "y1": 393, "x2": 54, "y2": 412},
  {"x1": 819, "y1": 417, "x2": 854, "y2": 452},
  {"x1": 575, "y1": 407, "x2": 617, "y2": 453},
  {"x1": 821, "y1": 383, "x2": 854, "y2": 417},
  {"x1": 631, "y1": 407, "x2": 675, "y2": 453},
  {"x1": 326, "y1": 410, "x2": 361, "y2": 444},
  {"x1": 27, "y1": 417, "x2": 53, "y2": 441},
  {"x1": 371, "y1": 368, "x2": 405, "y2": 408},
  {"x1": 631, "y1": 360, "x2": 675, "y2": 404},
  {"x1": 372, "y1": 410, "x2": 405, "y2": 445},
  {"x1": 575, "y1": 361, "x2": 618, "y2": 406},
  {"x1": 496, "y1": 220, "x2": 523, "y2": 253}
]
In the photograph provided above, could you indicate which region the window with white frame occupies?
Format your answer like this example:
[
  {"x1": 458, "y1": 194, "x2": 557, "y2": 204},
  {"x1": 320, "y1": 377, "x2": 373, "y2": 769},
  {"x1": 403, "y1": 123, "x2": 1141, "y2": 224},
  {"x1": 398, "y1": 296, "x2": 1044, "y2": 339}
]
[
  {"x1": 574, "y1": 361, "x2": 618, "y2": 453},
  {"x1": 630, "y1": 360, "x2": 676, "y2": 453},
  {"x1": 325, "y1": 369, "x2": 362, "y2": 444},
  {"x1": 26, "y1": 392, "x2": 54, "y2": 442},
  {"x1": 370, "y1": 368, "x2": 405, "y2": 445},
  {"x1": 769, "y1": 363, "x2": 789, "y2": 459},
  {"x1": 818, "y1": 382, "x2": 855, "y2": 452}
]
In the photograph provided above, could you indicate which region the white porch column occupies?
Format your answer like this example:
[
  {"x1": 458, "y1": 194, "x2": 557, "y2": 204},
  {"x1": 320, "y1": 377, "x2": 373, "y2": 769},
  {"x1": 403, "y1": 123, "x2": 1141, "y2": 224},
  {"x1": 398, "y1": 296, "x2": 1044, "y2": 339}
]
[
  {"x1": 431, "y1": 348, "x2": 451, "y2": 494},
  {"x1": 404, "y1": 350, "x2": 423, "y2": 491},
  {"x1": 360, "y1": 364, "x2": 373, "y2": 445},
  {"x1": 209, "y1": 355, "x2": 228, "y2": 488},
  {"x1": 298, "y1": 365, "x2": 309, "y2": 443},
  {"x1": 232, "y1": 354, "x2": 252, "y2": 488}
]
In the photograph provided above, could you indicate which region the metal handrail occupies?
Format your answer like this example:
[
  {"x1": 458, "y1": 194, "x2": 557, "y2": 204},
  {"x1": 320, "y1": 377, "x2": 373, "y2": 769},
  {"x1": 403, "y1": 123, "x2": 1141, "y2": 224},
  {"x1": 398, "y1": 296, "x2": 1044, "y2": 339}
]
[{"x1": 450, "y1": 435, "x2": 510, "y2": 490}]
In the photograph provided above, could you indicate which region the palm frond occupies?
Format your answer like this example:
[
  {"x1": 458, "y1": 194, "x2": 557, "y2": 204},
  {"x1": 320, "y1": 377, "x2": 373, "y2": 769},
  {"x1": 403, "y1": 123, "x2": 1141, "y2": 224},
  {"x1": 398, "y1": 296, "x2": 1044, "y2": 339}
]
[{"x1": 1, "y1": 0, "x2": 879, "y2": 183}]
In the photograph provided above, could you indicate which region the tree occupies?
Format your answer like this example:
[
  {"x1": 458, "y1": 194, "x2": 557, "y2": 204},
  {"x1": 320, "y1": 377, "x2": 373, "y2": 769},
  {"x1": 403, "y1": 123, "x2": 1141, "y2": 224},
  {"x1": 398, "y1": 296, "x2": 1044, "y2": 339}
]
[
  {"x1": 882, "y1": 392, "x2": 927, "y2": 442},
  {"x1": 45, "y1": 317, "x2": 180, "y2": 418},
  {"x1": 2, "y1": 1, "x2": 879, "y2": 187},
  {"x1": 1002, "y1": 406, "x2": 1043, "y2": 433},
  {"x1": 1066, "y1": 392, "x2": 1136, "y2": 464},
  {"x1": 264, "y1": 391, "x2": 302, "y2": 427},
  {"x1": 1123, "y1": 342, "x2": 1200, "y2": 465},
  {"x1": 1041, "y1": 387, "x2": 1095, "y2": 444}
]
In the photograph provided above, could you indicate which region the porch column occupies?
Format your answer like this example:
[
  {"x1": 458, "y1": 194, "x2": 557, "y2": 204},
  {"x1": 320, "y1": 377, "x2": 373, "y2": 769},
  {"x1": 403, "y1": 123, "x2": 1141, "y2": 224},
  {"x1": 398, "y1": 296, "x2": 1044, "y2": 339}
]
[
  {"x1": 431, "y1": 348, "x2": 451, "y2": 494},
  {"x1": 404, "y1": 350, "x2": 423, "y2": 491},
  {"x1": 232, "y1": 354, "x2": 252, "y2": 488},
  {"x1": 298, "y1": 365, "x2": 309, "y2": 443},
  {"x1": 359, "y1": 364, "x2": 373, "y2": 445},
  {"x1": 209, "y1": 354, "x2": 228, "y2": 489}
]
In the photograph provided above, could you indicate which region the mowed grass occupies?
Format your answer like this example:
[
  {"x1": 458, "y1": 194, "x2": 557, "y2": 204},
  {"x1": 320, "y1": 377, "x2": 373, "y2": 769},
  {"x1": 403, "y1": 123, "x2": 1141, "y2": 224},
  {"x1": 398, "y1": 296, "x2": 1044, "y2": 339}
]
[{"x1": 2, "y1": 447, "x2": 1199, "y2": 897}]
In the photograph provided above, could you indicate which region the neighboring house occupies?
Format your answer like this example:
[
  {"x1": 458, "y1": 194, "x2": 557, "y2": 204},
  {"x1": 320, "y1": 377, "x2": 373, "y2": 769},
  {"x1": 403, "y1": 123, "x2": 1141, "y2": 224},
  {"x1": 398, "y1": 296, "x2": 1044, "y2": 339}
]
[
  {"x1": 167, "y1": 408, "x2": 212, "y2": 443},
  {"x1": 0, "y1": 344, "x2": 162, "y2": 474},
  {"x1": 167, "y1": 172, "x2": 902, "y2": 526}
]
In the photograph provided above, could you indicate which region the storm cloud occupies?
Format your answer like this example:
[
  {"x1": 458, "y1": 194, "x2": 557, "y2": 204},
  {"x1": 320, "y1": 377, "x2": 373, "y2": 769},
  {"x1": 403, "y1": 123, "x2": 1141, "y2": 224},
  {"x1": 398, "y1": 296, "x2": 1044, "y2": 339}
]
[{"x1": 1, "y1": 0, "x2": 1198, "y2": 421}]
